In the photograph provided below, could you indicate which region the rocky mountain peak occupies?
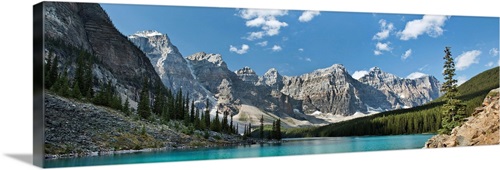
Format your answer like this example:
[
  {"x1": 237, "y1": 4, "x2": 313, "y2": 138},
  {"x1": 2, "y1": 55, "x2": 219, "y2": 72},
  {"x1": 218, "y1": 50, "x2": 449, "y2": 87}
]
[
  {"x1": 128, "y1": 30, "x2": 211, "y2": 104},
  {"x1": 259, "y1": 68, "x2": 283, "y2": 87},
  {"x1": 187, "y1": 52, "x2": 226, "y2": 67},
  {"x1": 308, "y1": 64, "x2": 348, "y2": 78},
  {"x1": 370, "y1": 66, "x2": 381, "y2": 73},
  {"x1": 235, "y1": 66, "x2": 256, "y2": 75},
  {"x1": 235, "y1": 66, "x2": 258, "y2": 84},
  {"x1": 129, "y1": 30, "x2": 163, "y2": 38},
  {"x1": 358, "y1": 67, "x2": 440, "y2": 109}
]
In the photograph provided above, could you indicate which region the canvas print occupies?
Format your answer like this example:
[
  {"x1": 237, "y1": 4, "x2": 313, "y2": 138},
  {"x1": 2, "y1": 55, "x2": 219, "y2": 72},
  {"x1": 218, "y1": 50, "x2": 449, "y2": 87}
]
[{"x1": 33, "y1": 1, "x2": 499, "y2": 168}]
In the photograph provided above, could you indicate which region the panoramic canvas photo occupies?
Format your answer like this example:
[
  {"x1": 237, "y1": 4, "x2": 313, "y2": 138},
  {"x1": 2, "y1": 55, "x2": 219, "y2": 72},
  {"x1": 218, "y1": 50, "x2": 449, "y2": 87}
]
[{"x1": 35, "y1": 1, "x2": 499, "y2": 168}]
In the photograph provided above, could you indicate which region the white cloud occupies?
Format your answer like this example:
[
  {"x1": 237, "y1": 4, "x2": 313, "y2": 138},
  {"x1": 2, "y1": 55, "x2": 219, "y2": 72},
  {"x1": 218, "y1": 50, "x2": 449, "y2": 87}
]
[
  {"x1": 373, "y1": 19, "x2": 394, "y2": 40},
  {"x1": 305, "y1": 57, "x2": 312, "y2": 62},
  {"x1": 246, "y1": 31, "x2": 265, "y2": 40},
  {"x1": 406, "y1": 72, "x2": 427, "y2": 79},
  {"x1": 298, "y1": 48, "x2": 304, "y2": 52},
  {"x1": 352, "y1": 70, "x2": 369, "y2": 79},
  {"x1": 272, "y1": 45, "x2": 282, "y2": 52},
  {"x1": 489, "y1": 48, "x2": 499, "y2": 56},
  {"x1": 229, "y1": 44, "x2": 250, "y2": 54},
  {"x1": 256, "y1": 41, "x2": 268, "y2": 47},
  {"x1": 376, "y1": 42, "x2": 392, "y2": 51},
  {"x1": 238, "y1": 9, "x2": 288, "y2": 40},
  {"x1": 401, "y1": 49, "x2": 412, "y2": 60},
  {"x1": 457, "y1": 76, "x2": 468, "y2": 86},
  {"x1": 299, "y1": 11, "x2": 320, "y2": 22},
  {"x1": 456, "y1": 50, "x2": 481, "y2": 70},
  {"x1": 397, "y1": 15, "x2": 449, "y2": 40},
  {"x1": 374, "y1": 42, "x2": 392, "y2": 55},
  {"x1": 486, "y1": 62, "x2": 494, "y2": 67}
]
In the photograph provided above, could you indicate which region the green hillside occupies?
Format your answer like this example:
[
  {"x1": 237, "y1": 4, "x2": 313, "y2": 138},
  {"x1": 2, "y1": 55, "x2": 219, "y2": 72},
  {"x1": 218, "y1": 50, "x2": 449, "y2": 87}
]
[{"x1": 284, "y1": 67, "x2": 499, "y2": 137}]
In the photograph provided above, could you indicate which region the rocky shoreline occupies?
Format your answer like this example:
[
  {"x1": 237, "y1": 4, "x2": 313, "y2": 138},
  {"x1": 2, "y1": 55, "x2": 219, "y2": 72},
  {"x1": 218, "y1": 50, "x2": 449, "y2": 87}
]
[
  {"x1": 424, "y1": 88, "x2": 499, "y2": 148},
  {"x1": 44, "y1": 93, "x2": 278, "y2": 160}
]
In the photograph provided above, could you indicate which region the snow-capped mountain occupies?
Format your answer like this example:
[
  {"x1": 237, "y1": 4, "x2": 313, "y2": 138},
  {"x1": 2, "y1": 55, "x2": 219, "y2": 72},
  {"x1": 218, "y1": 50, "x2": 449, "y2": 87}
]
[
  {"x1": 127, "y1": 30, "x2": 440, "y2": 125},
  {"x1": 128, "y1": 31, "x2": 212, "y2": 106}
]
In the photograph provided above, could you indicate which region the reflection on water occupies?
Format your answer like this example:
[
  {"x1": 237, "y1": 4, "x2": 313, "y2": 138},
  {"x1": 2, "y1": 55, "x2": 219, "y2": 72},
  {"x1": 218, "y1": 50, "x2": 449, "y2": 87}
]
[{"x1": 45, "y1": 134, "x2": 434, "y2": 168}]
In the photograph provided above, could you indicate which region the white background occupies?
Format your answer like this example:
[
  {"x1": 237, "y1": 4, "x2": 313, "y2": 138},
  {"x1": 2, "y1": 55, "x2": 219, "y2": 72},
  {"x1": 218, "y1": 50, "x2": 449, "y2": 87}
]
[{"x1": 0, "y1": 0, "x2": 499, "y2": 170}]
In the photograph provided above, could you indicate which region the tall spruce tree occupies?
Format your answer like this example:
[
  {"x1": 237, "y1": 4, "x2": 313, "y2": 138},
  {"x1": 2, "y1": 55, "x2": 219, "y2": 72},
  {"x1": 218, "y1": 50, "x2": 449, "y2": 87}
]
[
  {"x1": 72, "y1": 81, "x2": 82, "y2": 99},
  {"x1": 190, "y1": 100, "x2": 195, "y2": 123},
  {"x1": 439, "y1": 47, "x2": 466, "y2": 134},
  {"x1": 211, "y1": 111, "x2": 221, "y2": 132},
  {"x1": 57, "y1": 70, "x2": 71, "y2": 97},
  {"x1": 222, "y1": 110, "x2": 229, "y2": 133},
  {"x1": 204, "y1": 99, "x2": 211, "y2": 129},
  {"x1": 49, "y1": 54, "x2": 59, "y2": 90},
  {"x1": 153, "y1": 84, "x2": 164, "y2": 115},
  {"x1": 230, "y1": 114, "x2": 234, "y2": 134},
  {"x1": 137, "y1": 78, "x2": 152, "y2": 119},
  {"x1": 123, "y1": 97, "x2": 131, "y2": 116}
]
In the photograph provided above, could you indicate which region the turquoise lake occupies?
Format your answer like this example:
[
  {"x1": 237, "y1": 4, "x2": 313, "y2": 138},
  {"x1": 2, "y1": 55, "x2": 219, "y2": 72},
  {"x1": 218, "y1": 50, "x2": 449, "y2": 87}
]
[{"x1": 44, "y1": 134, "x2": 434, "y2": 168}]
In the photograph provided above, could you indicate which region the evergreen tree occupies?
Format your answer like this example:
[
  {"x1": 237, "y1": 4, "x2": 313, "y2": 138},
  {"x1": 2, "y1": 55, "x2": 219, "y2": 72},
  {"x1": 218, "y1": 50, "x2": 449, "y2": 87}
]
[
  {"x1": 190, "y1": 100, "x2": 195, "y2": 123},
  {"x1": 123, "y1": 97, "x2": 130, "y2": 116},
  {"x1": 260, "y1": 115, "x2": 264, "y2": 139},
  {"x1": 153, "y1": 84, "x2": 164, "y2": 115},
  {"x1": 222, "y1": 110, "x2": 229, "y2": 133},
  {"x1": 229, "y1": 114, "x2": 234, "y2": 134},
  {"x1": 57, "y1": 70, "x2": 71, "y2": 97},
  {"x1": 49, "y1": 54, "x2": 59, "y2": 90},
  {"x1": 236, "y1": 123, "x2": 239, "y2": 135},
  {"x1": 439, "y1": 47, "x2": 466, "y2": 134},
  {"x1": 75, "y1": 51, "x2": 86, "y2": 94},
  {"x1": 72, "y1": 81, "x2": 82, "y2": 99},
  {"x1": 204, "y1": 99, "x2": 211, "y2": 129},
  {"x1": 211, "y1": 111, "x2": 221, "y2": 132},
  {"x1": 183, "y1": 99, "x2": 191, "y2": 126},
  {"x1": 247, "y1": 123, "x2": 252, "y2": 137},
  {"x1": 137, "y1": 78, "x2": 152, "y2": 119},
  {"x1": 194, "y1": 107, "x2": 201, "y2": 129},
  {"x1": 83, "y1": 55, "x2": 94, "y2": 99}
]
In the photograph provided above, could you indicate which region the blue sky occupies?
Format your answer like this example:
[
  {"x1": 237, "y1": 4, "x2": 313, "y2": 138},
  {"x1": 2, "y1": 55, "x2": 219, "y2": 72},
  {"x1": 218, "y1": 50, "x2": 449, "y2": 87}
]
[{"x1": 101, "y1": 3, "x2": 499, "y2": 84}]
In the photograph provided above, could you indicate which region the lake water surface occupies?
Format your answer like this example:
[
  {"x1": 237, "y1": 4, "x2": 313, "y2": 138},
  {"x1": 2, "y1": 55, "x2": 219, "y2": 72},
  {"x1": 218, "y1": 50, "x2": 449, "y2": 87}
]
[{"x1": 44, "y1": 134, "x2": 434, "y2": 168}]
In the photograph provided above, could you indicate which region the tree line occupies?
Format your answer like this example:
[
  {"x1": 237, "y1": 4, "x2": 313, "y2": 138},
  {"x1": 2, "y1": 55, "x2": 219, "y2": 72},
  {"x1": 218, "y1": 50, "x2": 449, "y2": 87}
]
[{"x1": 44, "y1": 46, "x2": 240, "y2": 136}]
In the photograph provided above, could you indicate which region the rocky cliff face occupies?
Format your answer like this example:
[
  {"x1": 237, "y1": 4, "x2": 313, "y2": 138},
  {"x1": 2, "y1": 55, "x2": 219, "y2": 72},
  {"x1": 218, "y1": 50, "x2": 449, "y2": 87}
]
[
  {"x1": 425, "y1": 88, "x2": 499, "y2": 148},
  {"x1": 280, "y1": 64, "x2": 391, "y2": 116},
  {"x1": 128, "y1": 31, "x2": 211, "y2": 104},
  {"x1": 358, "y1": 67, "x2": 440, "y2": 109},
  {"x1": 44, "y1": 2, "x2": 162, "y2": 106}
]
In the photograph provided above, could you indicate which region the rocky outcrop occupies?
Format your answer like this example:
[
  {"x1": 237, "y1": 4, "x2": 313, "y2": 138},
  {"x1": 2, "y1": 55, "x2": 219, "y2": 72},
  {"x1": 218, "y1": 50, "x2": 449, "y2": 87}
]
[
  {"x1": 358, "y1": 67, "x2": 440, "y2": 109},
  {"x1": 281, "y1": 64, "x2": 391, "y2": 116},
  {"x1": 128, "y1": 31, "x2": 211, "y2": 104},
  {"x1": 44, "y1": 2, "x2": 162, "y2": 106},
  {"x1": 424, "y1": 88, "x2": 499, "y2": 148},
  {"x1": 235, "y1": 66, "x2": 259, "y2": 84},
  {"x1": 187, "y1": 52, "x2": 237, "y2": 94},
  {"x1": 44, "y1": 93, "x2": 249, "y2": 158}
]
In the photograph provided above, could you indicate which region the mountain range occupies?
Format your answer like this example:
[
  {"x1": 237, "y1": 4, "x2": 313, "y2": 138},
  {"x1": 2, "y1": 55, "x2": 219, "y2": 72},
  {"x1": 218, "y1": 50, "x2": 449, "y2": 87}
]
[
  {"x1": 128, "y1": 30, "x2": 441, "y2": 126},
  {"x1": 44, "y1": 2, "x2": 441, "y2": 127}
]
